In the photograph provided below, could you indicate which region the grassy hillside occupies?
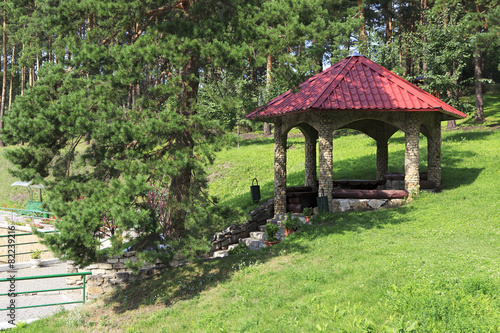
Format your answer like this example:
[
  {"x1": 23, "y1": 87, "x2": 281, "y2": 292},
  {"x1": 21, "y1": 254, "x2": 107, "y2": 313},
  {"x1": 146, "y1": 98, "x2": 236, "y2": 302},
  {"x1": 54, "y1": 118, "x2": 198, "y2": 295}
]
[
  {"x1": 7, "y1": 88, "x2": 500, "y2": 332},
  {"x1": 0, "y1": 148, "x2": 30, "y2": 208}
]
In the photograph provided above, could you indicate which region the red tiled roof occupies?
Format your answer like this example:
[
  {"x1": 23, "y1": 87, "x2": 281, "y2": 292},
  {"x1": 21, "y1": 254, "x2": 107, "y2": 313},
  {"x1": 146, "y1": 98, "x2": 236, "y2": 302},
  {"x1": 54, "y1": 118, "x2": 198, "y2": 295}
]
[{"x1": 246, "y1": 55, "x2": 467, "y2": 120}]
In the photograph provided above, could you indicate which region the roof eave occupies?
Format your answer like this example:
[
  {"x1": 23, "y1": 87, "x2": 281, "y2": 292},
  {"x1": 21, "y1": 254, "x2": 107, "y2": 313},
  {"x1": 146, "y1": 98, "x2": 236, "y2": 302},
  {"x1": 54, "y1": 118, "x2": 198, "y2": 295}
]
[{"x1": 247, "y1": 107, "x2": 468, "y2": 121}]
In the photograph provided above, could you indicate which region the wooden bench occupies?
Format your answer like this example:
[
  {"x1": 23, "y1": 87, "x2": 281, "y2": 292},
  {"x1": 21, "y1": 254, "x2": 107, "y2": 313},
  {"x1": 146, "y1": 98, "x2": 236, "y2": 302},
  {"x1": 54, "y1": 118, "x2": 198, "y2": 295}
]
[
  {"x1": 332, "y1": 179, "x2": 386, "y2": 190},
  {"x1": 286, "y1": 186, "x2": 318, "y2": 213},
  {"x1": 383, "y1": 173, "x2": 436, "y2": 190}
]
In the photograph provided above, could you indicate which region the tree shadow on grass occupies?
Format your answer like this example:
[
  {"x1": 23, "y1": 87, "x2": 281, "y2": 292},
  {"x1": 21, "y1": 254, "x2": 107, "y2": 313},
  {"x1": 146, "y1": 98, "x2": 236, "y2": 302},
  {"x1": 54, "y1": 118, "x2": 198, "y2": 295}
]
[
  {"x1": 385, "y1": 128, "x2": 497, "y2": 146},
  {"x1": 441, "y1": 167, "x2": 484, "y2": 190},
  {"x1": 281, "y1": 205, "x2": 416, "y2": 256},
  {"x1": 440, "y1": 145, "x2": 483, "y2": 190},
  {"x1": 237, "y1": 136, "x2": 274, "y2": 147},
  {"x1": 443, "y1": 130, "x2": 497, "y2": 142},
  {"x1": 100, "y1": 240, "x2": 307, "y2": 315},
  {"x1": 102, "y1": 207, "x2": 410, "y2": 315}
]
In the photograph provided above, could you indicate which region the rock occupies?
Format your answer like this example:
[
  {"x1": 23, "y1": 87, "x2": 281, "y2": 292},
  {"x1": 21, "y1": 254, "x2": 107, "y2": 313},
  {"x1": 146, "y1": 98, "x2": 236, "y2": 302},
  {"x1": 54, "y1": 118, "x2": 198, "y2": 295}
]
[
  {"x1": 213, "y1": 250, "x2": 228, "y2": 258},
  {"x1": 384, "y1": 198, "x2": 404, "y2": 208},
  {"x1": 123, "y1": 251, "x2": 136, "y2": 257},
  {"x1": 116, "y1": 272, "x2": 130, "y2": 282},
  {"x1": 112, "y1": 262, "x2": 126, "y2": 270},
  {"x1": 97, "y1": 263, "x2": 113, "y2": 270},
  {"x1": 352, "y1": 199, "x2": 369, "y2": 211},
  {"x1": 333, "y1": 199, "x2": 351, "y2": 212},
  {"x1": 102, "y1": 284, "x2": 115, "y2": 293},
  {"x1": 87, "y1": 286, "x2": 104, "y2": 296},
  {"x1": 84, "y1": 264, "x2": 99, "y2": 270},
  {"x1": 92, "y1": 269, "x2": 107, "y2": 275},
  {"x1": 223, "y1": 225, "x2": 237, "y2": 235},
  {"x1": 367, "y1": 199, "x2": 387, "y2": 209},
  {"x1": 228, "y1": 244, "x2": 239, "y2": 250}
]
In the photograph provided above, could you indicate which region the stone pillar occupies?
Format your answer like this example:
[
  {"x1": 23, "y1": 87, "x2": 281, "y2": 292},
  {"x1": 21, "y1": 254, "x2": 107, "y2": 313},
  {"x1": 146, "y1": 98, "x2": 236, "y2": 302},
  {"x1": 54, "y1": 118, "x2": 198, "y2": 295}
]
[
  {"x1": 274, "y1": 118, "x2": 287, "y2": 216},
  {"x1": 427, "y1": 114, "x2": 441, "y2": 189},
  {"x1": 376, "y1": 125, "x2": 388, "y2": 180},
  {"x1": 405, "y1": 113, "x2": 420, "y2": 198},
  {"x1": 304, "y1": 134, "x2": 318, "y2": 190},
  {"x1": 318, "y1": 119, "x2": 334, "y2": 208}
]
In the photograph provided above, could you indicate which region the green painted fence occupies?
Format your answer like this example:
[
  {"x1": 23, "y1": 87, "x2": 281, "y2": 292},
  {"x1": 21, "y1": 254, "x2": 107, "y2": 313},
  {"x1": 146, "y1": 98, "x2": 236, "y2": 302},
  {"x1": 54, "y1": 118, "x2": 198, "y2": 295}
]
[{"x1": 0, "y1": 272, "x2": 92, "y2": 310}]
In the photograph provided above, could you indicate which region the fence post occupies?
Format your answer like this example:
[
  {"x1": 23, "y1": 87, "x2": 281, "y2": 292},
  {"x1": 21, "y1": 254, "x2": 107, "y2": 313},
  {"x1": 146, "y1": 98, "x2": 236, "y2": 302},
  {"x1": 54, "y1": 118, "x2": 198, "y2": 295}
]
[{"x1": 82, "y1": 274, "x2": 87, "y2": 304}]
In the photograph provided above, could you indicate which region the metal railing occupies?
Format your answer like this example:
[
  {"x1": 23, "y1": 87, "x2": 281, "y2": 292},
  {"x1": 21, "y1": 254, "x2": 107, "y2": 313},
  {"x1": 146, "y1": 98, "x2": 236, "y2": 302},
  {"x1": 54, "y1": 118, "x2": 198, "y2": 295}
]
[
  {"x1": 0, "y1": 272, "x2": 92, "y2": 310},
  {"x1": 0, "y1": 231, "x2": 58, "y2": 258},
  {"x1": 0, "y1": 207, "x2": 54, "y2": 222}
]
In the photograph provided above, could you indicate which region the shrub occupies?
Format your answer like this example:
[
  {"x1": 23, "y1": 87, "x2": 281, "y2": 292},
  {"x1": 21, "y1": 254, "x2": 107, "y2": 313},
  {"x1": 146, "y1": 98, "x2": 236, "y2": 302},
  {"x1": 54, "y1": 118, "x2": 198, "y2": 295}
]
[
  {"x1": 30, "y1": 249, "x2": 43, "y2": 259},
  {"x1": 302, "y1": 207, "x2": 313, "y2": 217},
  {"x1": 265, "y1": 223, "x2": 279, "y2": 242},
  {"x1": 228, "y1": 243, "x2": 250, "y2": 255},
  {"x1": 283, "y1": 216, "x2": 300, "y2": 231}
]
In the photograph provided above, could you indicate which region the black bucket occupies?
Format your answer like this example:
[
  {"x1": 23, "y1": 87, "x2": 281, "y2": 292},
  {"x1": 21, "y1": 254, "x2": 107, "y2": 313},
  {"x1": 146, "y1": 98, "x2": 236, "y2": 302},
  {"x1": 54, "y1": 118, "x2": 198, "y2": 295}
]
[
  {"x1": 317, "y1": 187, "x2": 329, "y2": 213},
  {"x1": 250, "y1": 178, "x2": 261, "y2": 203}
]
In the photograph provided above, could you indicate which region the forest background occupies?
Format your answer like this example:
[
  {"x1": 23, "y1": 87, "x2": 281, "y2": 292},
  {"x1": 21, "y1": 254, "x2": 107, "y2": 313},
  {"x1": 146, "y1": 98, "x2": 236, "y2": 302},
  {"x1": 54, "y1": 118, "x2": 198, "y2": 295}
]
[{"x1": 0, "y1": 0, "x2": 498, "y2": 266}]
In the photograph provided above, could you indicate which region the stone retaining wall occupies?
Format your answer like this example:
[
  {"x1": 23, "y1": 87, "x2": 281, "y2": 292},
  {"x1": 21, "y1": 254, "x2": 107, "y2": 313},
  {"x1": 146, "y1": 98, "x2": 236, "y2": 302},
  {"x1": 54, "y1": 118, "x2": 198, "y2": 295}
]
[
  {"x1": 209, "y1": 199, "x2": 274, "y2": 254},
  {"x1": 66, "y1": 200, "x2": 275, "y2": 299},
  {"x1": 67, "y1": 251, "x2": 187, "y2": 299},
  {"x1": 332, "y1": 198, "x2": 404, "y2": 212}
]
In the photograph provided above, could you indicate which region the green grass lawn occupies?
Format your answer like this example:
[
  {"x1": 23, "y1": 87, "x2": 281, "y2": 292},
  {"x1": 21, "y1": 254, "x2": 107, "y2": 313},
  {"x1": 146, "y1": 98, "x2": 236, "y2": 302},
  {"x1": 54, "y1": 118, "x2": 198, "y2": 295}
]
[
  {"x1": 3, "y1": 88, "x2": 500, "y2": 332},
  {"x1": 0, "y1": 148, "x2": 30, "y2": 208}
]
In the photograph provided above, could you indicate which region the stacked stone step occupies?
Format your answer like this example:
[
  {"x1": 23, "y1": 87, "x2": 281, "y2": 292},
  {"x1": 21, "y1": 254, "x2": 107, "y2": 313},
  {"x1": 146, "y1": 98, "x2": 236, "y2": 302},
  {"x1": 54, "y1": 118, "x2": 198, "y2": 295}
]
[
  {"x1": 211, "y1": 213, "x2": 307, "y2": 258},
  {"x1": 239, "y1": 231, "x2": 266, "y2": 250}
]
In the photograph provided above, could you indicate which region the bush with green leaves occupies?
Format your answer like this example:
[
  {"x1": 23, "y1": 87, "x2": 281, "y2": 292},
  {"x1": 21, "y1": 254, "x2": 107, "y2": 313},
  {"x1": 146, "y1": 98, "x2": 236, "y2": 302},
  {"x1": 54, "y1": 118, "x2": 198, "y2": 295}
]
[
  {"x1": 283, "y1": 216, "x2": 300, "y2": 231},
  {"x1": 30, "y1": 249, "x2": 43, "y2": 260},
  {"x1": 228, "y1": 243, "x2": 250, "y2": 256},
  {"x1": 265, "y1": 223, "x2": 280, "y2": 242},
  {"x1": 302, "y1": 207, "x2": 313, "y2": 217}
]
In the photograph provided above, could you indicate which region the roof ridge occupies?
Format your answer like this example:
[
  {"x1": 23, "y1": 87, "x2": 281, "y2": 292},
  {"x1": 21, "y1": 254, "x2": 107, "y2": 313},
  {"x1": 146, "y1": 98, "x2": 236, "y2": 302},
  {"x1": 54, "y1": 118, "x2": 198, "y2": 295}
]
[
  {"x1": 309, "y1": 57, "x2": 354, "y2": 109},
  {"x1": 362, "y1": 60, "x2": 449, "y2": 110},
  {"x1": 262, "y1": 64, "x2": 336, "y2": 110}
]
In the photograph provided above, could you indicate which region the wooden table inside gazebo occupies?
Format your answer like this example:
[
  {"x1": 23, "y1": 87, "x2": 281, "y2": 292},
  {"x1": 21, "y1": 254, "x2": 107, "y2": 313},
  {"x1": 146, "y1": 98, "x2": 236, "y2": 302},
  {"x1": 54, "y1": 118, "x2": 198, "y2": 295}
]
[{"x1": 246, "y1": 54, "x2": 467, "y2": 216}]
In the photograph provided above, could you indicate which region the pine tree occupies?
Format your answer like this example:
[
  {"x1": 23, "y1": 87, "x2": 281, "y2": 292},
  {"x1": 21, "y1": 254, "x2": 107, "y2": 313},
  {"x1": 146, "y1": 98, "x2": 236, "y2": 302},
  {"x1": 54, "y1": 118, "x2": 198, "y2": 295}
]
[{"x1": 2, "y1": 0, "x2": 242, "y2": 266}]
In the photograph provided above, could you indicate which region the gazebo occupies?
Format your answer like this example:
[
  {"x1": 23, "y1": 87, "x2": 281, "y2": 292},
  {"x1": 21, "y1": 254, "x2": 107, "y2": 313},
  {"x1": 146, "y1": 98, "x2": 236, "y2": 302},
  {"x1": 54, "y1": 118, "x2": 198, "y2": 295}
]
[{"x1": 246, "y1": 54, "x2": 467, "y2": 216}]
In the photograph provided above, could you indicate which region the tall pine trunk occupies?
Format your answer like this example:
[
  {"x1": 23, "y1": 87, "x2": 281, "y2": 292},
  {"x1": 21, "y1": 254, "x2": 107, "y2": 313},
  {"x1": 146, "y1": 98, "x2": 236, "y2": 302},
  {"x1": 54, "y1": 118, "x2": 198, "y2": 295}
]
[
  {"x1": 21, "y1": 65, "x2": 25, "y2": 96},
  {"x1": 385, "y1": 2, "x2": 393, "y2": 42},
  {"x1": 473, "y1": 28, "x2": 485, "y2": 122},
  {"x1": 263, "y1": 52, "x2": 272, "y2": 136},
  {"x1": 446, "y1": 66, "x2": 457, "y2": 130},
  {"x1": 164, "y1": 54, "x2": 199, "y2": 240},
  {"x1": 8, "y1": 45, "x2": 14, "y2": 110},
  {"x1": 357, "y1": 0, "x2": 366, "y2": 51}
]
